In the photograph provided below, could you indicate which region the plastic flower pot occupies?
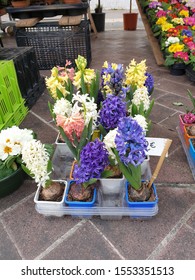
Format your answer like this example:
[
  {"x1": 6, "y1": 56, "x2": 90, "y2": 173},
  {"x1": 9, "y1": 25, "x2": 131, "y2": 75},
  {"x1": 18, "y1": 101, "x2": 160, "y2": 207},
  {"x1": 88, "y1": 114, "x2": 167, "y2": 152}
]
[
  {"x1": 123, "y1": 13, "x2": 138, "y2": 31},
  {"x1": 170, "y1": 63, "x2": 186, "y2": 76},
  {"x1": 34, "y1": 180, "x2": 67, "y2": 217},
  {"x1": 179, "y1": 114, "x2": 194, "y2": 134},
  {"x1": 99, "y1": 175, "x2": 125, "y2": 195},
  {"x1": 125, "y1": 181, "x2": 158, "y2": 218},
  {"x1": 65, "y1": 180, "x2": 97, "y2": 208},
  {"x1": 189, "y1": 138, "x2": 195, "y2": 165},
  {"x1": 183, "y1": 125, "x2": 195, "y2": 147},
  {"x1": 0, "y1": 167, "x2": 25, "y2": 198}
]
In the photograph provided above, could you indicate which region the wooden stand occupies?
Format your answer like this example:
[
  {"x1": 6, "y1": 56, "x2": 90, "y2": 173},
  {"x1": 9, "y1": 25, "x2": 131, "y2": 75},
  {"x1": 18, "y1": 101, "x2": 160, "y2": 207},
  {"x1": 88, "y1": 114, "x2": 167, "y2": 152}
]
[{"x1": 136, "y1": 0, "x2": 164, "y2": 66}]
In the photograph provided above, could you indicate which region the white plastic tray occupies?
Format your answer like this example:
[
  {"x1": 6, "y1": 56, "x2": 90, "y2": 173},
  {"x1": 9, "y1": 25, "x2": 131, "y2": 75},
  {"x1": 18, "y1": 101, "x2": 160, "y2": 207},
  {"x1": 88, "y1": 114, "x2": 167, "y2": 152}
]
[{"x1": 35, "y1": 145, "x2": 158, "y2": 219}]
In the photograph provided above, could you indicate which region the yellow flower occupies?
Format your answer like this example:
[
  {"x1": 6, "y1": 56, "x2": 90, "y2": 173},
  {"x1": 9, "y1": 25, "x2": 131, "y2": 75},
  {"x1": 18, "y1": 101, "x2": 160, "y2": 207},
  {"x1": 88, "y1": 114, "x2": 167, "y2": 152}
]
[
  {"x1": 102, "y1": 61, "x2": 108, "y2": 68},
  {"x1": 162, "y1": 22, "x2": 174, "y2": 31},
  {"x1": 171, "y1": 18, "x2": 184, "y2": 25},
  {"x1": 125, "y1": 59, "x2": 147, "y2": 88},
  {"x1": 168, "y1": 43, "x2": 184, "y2": 53},
  {"x1": 156, "y1": 17, "x2": 167, "y2": 26},
  {"x1": 111, "y1": 63, "x2": 118, "y2": 70},
  {"x1": 192, "y1": 26, "x2": 195, "y2": 31},
  {"x1": 179, "y1": 10, "x2": 189, "y2": 17}
]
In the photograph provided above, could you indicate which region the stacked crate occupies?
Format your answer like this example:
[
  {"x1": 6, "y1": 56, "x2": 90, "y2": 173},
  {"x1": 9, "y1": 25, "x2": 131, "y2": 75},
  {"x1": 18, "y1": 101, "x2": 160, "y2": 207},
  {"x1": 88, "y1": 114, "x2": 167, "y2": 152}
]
[
  {"x1": 0, "y1": 60, "x2": 28, "y2": 130},
  {"x1": 15, "y1": 20, "x2": 91, "y2": 70},
  {"x1": 0, "y1": 47, "x2": 45, "y2": 109}
]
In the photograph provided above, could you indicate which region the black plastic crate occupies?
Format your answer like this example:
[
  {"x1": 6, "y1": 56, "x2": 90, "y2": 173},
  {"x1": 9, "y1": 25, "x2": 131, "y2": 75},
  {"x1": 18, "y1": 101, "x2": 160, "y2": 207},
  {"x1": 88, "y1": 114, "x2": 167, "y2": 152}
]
[
  {"x1": 15, "y1": 20, "x2": 92, "y2": 70},
  {"x1": 0, "y1": 47, "x2": 45, "y2": 108}
]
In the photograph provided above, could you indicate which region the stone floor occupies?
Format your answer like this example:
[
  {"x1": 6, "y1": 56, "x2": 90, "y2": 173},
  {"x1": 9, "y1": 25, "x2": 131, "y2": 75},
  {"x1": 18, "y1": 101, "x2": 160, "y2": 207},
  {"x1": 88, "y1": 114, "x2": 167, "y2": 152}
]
[{"x1": 0, "y1": 12, "x2": 195, "y2": 260}]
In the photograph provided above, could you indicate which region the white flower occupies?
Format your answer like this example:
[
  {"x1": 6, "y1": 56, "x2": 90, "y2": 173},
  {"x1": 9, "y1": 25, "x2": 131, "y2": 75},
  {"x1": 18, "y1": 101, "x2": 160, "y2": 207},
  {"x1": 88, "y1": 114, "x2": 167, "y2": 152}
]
[
  {"x1": 22, "y1": 139, "x2": 51, "y2": 187},
  {"x1": 0, "y1": 126, "x2": 34, "y2": 161},
  {"x1": 53, "y1": 98, "x2": 72, "y2": 116},
  {"x1": 165, "y1": 37, "x2": 180, "y2": 47},
  {"x1": 72, "y1": 92, "x2": 98, "y2": 129},
  {"x1": 133, "y1": 115, "x2": 148, "y2": 132},
  {"x1": 131, "y1": 86, "x2": 150, "y2": 111},
  {"x1": 103, "y1": 129, "x2": 118, "y2": 161}
]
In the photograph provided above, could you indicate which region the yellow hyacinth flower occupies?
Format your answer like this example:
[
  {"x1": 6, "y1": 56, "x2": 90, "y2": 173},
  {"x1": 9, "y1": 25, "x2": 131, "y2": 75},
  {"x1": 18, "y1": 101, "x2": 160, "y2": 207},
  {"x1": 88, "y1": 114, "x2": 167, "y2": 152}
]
[{"x1": 125, "y1": 59, "x2": 147, "y2": 88}]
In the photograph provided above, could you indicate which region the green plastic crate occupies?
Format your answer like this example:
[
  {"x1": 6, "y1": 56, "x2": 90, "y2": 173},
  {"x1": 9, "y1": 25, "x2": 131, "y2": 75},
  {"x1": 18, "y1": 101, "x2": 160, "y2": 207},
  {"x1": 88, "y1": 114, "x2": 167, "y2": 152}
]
[{"x1": 0, "y1": 60, "x2": 28, "y2": 128}]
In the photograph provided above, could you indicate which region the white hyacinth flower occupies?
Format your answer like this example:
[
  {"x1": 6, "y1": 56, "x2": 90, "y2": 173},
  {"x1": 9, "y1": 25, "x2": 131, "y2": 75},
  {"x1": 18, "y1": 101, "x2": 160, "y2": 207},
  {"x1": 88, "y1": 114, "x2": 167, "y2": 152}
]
[
  {"x1": 22, "y1": 139, "x2": 51, "y2": 188},
  {"x1": 131, "y1": 86, "x2": 150, "y2": 111},
  {"x1": 53, "y1": 98, "x2": 72, "y2": 117},
  {"x1": 133, "y1": 115, "x2": 148, "y2": 133},
  {"x1": 103, "y1": 129, "x2": 118, "y2": 161}
]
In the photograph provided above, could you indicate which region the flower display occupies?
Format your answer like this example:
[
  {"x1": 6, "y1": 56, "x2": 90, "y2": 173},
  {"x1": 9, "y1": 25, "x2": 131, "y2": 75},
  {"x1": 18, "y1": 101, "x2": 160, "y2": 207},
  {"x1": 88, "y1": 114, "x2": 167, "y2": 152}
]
[{"x1": 139, "y1": 0, "x2": 195, "y2": 71}]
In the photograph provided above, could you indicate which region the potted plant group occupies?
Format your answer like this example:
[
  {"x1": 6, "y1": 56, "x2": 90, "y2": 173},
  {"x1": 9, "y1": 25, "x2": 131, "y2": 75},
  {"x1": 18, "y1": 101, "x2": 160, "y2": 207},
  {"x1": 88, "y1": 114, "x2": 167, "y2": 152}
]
[{"x1": 123, "y1": 0, "x2": 138, "y2": 31}]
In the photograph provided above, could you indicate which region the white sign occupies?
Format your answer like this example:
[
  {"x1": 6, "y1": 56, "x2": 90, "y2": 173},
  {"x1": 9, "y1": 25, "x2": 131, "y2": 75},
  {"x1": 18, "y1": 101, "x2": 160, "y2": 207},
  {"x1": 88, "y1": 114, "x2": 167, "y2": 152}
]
[{"x1": 145, "y1": 137, "x2": 170, "y2": 157}]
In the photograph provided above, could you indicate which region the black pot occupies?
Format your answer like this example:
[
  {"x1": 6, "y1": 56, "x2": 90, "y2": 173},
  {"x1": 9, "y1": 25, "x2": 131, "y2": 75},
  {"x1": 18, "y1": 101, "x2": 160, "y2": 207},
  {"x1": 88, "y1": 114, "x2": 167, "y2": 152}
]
[
  {"x1": 185, "y1": 65, "x2": 195, "y2": 82},
  {"x1": 91, "y1": 12, "x2": 105, "y2": 32},
  {"x1": 170, "y1": 63, "x2": 186, "y2": 76}
]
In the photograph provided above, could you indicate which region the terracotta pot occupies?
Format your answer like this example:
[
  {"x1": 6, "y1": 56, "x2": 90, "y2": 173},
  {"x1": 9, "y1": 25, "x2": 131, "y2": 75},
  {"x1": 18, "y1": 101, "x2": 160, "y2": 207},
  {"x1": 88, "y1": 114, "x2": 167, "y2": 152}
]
[
  {"x1": 63, "y1": 0, "x2": 81, "y2": 4},
  {"x1": 123, "y1": 13, "x2": 138, "y2": 31},
  {"x1": 11, "y1": 0, "x2": 30, "y2": 8}
]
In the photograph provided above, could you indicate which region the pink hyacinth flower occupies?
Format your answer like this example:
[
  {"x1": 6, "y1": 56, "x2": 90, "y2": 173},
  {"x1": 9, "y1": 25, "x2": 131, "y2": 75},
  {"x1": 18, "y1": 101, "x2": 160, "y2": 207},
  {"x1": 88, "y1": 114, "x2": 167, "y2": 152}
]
[
  {"x1": 56, "y1": 113, "x2": 85, "y2": 143},
  {"x1": 183, "y1": 112, "x2": 195, "y2": 124}
]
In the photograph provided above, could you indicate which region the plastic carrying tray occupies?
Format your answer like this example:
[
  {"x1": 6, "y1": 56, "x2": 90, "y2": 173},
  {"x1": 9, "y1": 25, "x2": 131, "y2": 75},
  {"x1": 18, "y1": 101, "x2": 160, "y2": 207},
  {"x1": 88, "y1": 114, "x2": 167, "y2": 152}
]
[
  {"x1": 35, "y1": 145, "x2": 158, "y2": 220},
  {"x1": 176, "y1": 126, "x2": 195, "y2": 180}
]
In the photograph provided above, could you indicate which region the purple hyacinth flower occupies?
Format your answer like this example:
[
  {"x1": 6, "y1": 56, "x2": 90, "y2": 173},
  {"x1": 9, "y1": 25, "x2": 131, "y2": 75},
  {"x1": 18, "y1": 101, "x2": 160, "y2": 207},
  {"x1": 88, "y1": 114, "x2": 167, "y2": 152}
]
[
  {"x1": 115, "y1": 117, "x2": 148, "y2": 166},
  {"x1": 73, "y1": 139, "x2": 109, "y2": 184},
  {"x1": 99, "y1": 95, "x2": 127, "y2": 130}
]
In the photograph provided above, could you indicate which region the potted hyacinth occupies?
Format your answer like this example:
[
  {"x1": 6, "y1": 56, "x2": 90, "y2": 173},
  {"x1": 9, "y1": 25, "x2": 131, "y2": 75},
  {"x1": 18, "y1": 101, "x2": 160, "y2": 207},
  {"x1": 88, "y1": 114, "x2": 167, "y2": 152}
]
[
  {"x1": 0, "y1": 126, "x2": 34, "y2": 198},
  {"x1": 65, "y1": 138, "x2": 110, "y2": 212},
  {"x1": 179, "y1": 90, "x2": 195, "y2": 133},
  {"x1": 111, "y1": 116, "x2": 158, "y2": 209},
  {"x1": 21, "y1": 139, "x2": 67, "y2": 216}
]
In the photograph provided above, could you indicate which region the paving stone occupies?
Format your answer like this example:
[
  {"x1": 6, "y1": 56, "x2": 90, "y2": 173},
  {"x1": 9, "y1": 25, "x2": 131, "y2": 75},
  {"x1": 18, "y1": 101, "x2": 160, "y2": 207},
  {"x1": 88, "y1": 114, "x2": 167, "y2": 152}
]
[
  {"x1": 92, "y1": 187, "x2": 195, "y2": 259},
  {"x1": 1, "y1": 197, "x2": 79, "y2": 259},
  {"x1": 43, "y1": 221, "x2": 121, "y2": 260},
  {"x1": 0, "y1": 221, "x2": 21, "y2": 260}
]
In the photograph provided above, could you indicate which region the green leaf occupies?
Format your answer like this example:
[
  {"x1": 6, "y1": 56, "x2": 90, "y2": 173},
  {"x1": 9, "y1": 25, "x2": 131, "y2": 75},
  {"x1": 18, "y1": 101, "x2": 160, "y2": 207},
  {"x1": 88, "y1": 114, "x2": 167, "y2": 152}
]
[
  {"x1": 145, "y1": 98, "x2": 154, "y2": 118},
  {"x1": 83, "y1": 178, "x2": 97, "y2": 188},
  {"x1": 101, "y1": 169, "x2": 114, "y2": 178},
  {"x1": 48, "y1": 101, "x2": 55, "y2": 120},
  {"x1": 56, "y1": 88, "x2": 64, "y2": 99},
  {"x1": 44, "y1": 144, "x2": 54, "y2": 159},
  {"x1": 80, "y1": 73, "x2": 87, "y2": 94},
  {"x1": 98, "y1": 124, "x2": 107, "y2": 138},
  {"x1": 21, "y1": 164, "x2": 34, "y2": 178},
  {"x1": 58, "y1": 127, "x2": 77, "y2": 159}
]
